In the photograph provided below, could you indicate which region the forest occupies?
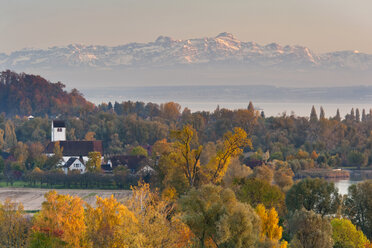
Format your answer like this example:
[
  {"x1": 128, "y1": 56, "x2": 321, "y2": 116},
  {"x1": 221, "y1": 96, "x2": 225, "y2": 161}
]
[{"x1": 1, "y1": 71, "x2": 372, "y2": 247}]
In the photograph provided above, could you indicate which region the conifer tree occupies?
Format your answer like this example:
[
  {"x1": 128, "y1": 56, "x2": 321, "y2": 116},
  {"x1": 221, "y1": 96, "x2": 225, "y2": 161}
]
[
  {"x1": 356, "y1": 108, "x2": 360, "y2": 122},
  {"x1": 350, "y1": 108, "x2": 355, "y2": 120},
  {"x1": 319, "y1": 106, "x2": 325, "y2": 120},
  {"x1": 362, "y1": 109, "x2": 367, "y2": 122},
  {"x1": 248, "y1": 101, "x2": 254, "y2": 112},
  {"x1": 310, "y1": 106, "x2": 318, "y2": 122},
  {"x1": 335, "y1": 109, "x2": 341, "y2": 121}
]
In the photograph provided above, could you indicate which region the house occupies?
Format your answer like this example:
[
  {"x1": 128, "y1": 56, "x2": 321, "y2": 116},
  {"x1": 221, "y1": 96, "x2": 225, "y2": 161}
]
[
  {"x1": 107, "y1": 155, "x2": 155, "y2": 176},
  {"x1": 62, "y1": 157, "x2": 86, "y2": 174},
  {"x1": 45, "y1": 120, "x2": 104, "y2": 173}
]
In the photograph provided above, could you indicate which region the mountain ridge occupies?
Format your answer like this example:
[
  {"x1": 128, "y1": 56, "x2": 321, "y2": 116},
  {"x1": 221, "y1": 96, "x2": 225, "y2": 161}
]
[{"x1": 1, "y1": 32, "x2": 371, "y2": 71}]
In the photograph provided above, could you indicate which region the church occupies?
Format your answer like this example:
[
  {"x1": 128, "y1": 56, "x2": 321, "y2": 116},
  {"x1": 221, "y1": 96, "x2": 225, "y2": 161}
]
[{"x1": 44, "y1": 120, "x2": 104, "y2": 174}]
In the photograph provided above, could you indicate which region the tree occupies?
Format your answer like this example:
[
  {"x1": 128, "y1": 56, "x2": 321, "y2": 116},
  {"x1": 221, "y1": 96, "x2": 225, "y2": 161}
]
[
  {"x1": 84, "y1": 131, "x2": 96, "y2": 141},
  {"x1": 362, "y1": 109, "x2": 367, "y2": 122},
  {"x1": 4, "y1": 120, "x2": 17, "y2": 149},
  {"x1": 320, "y1": 106, "x2": 325, "y2": 120},
  {"x1": 160, "y1": 102, "x2": 181, "y2": 121},
  {"x1": 347, "y1": 150, "x2": 367, "y2": 169},
  {"x1": 310, "y1": 106, "x2": 318, "y2": 123},
  {"x1": 356, "y1": 108, "x2": 360, "y2": 122},
  {"x1": 85, "y1": 195, "x2": 139, "y2": 248},
  {"x1": 107, "y1": 133, "x2": 123, "y2": 154},
  {"x1": 32, "y1": 191, "x2": 86, "y2": 247},
  {"x1": 288, "y1": 209, "x2": 333, "y2": 248},
  {"x1": 343, "y1": 180, "x2": 372, "y2": 239},
  {"x1": 130, "y1": 146, "x2": 148, "y2": 157},
  {"x1": 179, "y1": 184, "x2": 260, "y2": 248},
  {"x1": 0, "y1": 199, "x2": 31, "y2": 248},
  {"x1": 274, "y1": 167, "x2": 294, "y2": 191},
  {"x1": 207, "y1": 127, "x2": 252, "y2": 183},
  {"x1": 127, "y1": 182, "x2": 193, "y2": 247},
  {"x1": 0, "y1": 129, "x2": 4, "y2": 150},
  {"x1": 86, "y1": 152, "x2": 102, "y2": 172},
  {"x1": 236, "y1": 178, "x2": 285, "y2": 216},
  {"x1": 331, "y1": 218, "x2": 370, "y2": 248},
  {"x1": 285, "y1": 178, "x2": 340, "y2": 216},
  {"x1": 170, "y1": 125, "x2": 202, "y2": 187},
  {"x1": 255, "y1": 204, "x2": 287, "y2": 248},
  {"x1": 335, "y1": 109, "x2": 341, "y2": 121}
]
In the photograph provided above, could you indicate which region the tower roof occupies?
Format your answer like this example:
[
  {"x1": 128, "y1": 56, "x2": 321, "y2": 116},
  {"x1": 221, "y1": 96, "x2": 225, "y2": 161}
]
[{"x1": 53, "y1": 120, "x2": 65, "y2": 128}]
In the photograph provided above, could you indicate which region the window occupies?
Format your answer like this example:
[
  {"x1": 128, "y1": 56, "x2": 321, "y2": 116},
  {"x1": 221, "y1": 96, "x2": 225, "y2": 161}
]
[{"x1": 57, "y1": 128, "x2": 63, "y2": 132}]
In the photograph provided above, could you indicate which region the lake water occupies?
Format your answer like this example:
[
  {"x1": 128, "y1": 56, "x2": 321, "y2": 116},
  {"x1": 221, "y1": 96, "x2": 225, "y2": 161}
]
[
  {"x1": 83, "y1": 85, "x2": 372, "y2": 117},
  {"x1": 332, "y1": 179, "x2": 360, "y2": 195}
]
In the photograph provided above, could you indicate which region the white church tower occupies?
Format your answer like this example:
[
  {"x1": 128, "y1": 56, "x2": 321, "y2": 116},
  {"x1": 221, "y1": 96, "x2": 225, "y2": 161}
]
[{"x1": 51, "y1": 120, "x2": 66, "y2": 142}]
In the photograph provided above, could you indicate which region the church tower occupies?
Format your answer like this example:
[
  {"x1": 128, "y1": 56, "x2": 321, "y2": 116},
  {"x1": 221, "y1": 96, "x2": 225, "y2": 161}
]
[{"x1": 51, "y1": 120, "x2": 66, "y2": 142}]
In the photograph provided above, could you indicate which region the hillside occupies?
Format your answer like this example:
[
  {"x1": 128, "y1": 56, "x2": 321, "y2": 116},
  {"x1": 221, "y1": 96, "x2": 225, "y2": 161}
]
[{"x1": 0, "y1": 70, "x2": 95, "y2": 116}]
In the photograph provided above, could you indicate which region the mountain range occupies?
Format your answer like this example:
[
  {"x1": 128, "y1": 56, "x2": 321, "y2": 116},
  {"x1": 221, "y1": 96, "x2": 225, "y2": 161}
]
[{"x1": 1, "y1": 33, "x2": 371, "y2": 87}]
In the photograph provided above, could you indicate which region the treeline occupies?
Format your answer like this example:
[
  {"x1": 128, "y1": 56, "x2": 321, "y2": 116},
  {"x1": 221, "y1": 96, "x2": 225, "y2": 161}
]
[
  {"x1": 2, "y1": 177, "x2": 372, "y2": 248},
  {"x1": 0, "y1": 71, "x2": 94, "y2": 116}
]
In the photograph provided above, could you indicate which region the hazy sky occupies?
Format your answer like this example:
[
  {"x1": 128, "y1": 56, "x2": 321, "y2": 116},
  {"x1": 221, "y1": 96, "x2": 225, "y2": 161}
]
[{"x1": 1, "y1": 0, "x2": 372, "y2": 54}]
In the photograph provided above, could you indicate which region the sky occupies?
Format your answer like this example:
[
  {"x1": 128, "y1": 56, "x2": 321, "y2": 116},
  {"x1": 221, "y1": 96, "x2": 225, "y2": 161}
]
[{"x1": 1, "y1": 0, "x2": 372, "y2": 54}]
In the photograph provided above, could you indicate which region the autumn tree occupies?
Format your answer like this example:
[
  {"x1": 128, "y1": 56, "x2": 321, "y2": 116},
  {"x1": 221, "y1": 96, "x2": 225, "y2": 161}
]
[
  {"x1": 256, "y1": 204, "x2": 287, "y2": 248},
  {"x1": 0, "y1": 129, "x2": 4, "y2": 150},
  {"x1": 85, "y1": 195, "x2": 139, "y2": 248},
  {"x1": 32, "y1": 191, "x2": 86, "y2": 247},
  {"x1": 160, "y1": 102, "x2": 181, "y2": 121},
  {"x1": 84, "y1": 131, "x2": 96, "y2": 141},
  {"x1": 207, "y1": 127, "x2": 252, "y2": 183},
  {"x1": 170, "y1": 125, "x2": 202, "y2": 187},
  {"x1": 179, "y1": 184, "x2": 260, "y2": 248},
  {"x1": 331, "y1": 218, "x2": 370, "y2": 248},
  {"x1": 288, "y1": 209, "x2": 333, "y2": 248},
  {"x1": 86, "y1": 152, "x2": 102, "y2": 172},
  {"x1": 0, "y1": 199, "x2": 31, "y2": 248},
  {"x1": 4, "y1": 120, "x2": 17, "y2": 149},
  {"x1": 127, "y1": 182, "x2": 193, "y2": 247}
]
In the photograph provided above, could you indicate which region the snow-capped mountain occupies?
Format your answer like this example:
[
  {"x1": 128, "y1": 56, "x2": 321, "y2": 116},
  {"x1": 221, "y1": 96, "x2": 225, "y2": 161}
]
[{"x1": 1, "y1": 32, "x2": 371, "y2": 71}]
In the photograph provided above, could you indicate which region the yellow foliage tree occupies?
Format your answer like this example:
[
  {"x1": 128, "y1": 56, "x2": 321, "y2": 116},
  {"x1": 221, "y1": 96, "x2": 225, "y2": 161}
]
[
  {"x1": 85, "y1": 195, "x2": 140, "y2": 248},
  {"x1": 86, "y1": 152, "x2": 102, "y2": 172},
  {"x1": 0, "y1": 199, "x2": 30, "y2": 248},
  {"x1": 208, "y1": 127, "x2": 252, "y2": 183},
  {"x1": 170, "y1": 125, "x2": 202, "y2": 187},
  {"x1": 33, "y1": 190, "x2": 86, "y2": 247},
  {"x1": 256, "y1": 204, "x2": 287, "y2": 248},
  {"x1": 128, "y1": 182, "x2": 193, "y2": 248}
]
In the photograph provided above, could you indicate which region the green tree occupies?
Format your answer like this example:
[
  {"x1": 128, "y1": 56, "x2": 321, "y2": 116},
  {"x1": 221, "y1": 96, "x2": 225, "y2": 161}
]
[
  {"x1": 331, "y1": 218, "x2": 370, "y2": 248},
  {"x1": 343, "y1": 180, "x2": 372, "y2": 239},
  {"x1": 236, "y1": 178, "x2": 285, "y2": 216},
  {"x1": 310, "y1": 106, "x2": 318, "y2": 123},
  {"x1": 285, "y1": 178, "x2": 340, "y2": 216},
  {"x1": 320, "y1": 106, "x2": 325, "y2": 120},
  {"x1": 179, "y1": 184, "x2": 260, "y2": 248},
  {"x1": 288, "y1": 209, "x2": 333, "y2": 248},
  {"x1": 107, "y1": 133, "x2": 123, "y2": 155},
  {"x1": 0, "y1": 129, "x2": 4, "y2": 150},
  {"x1": 347, "y1": 150, "x2": 367, "y2": 169},
  {"x1": 130, "y1": 146, "x2": 148, "y2": 157}
]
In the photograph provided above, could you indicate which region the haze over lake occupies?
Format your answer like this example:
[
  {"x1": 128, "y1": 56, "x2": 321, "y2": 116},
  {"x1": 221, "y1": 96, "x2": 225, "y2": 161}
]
[{"x1": 83, "y1": 85, "x2": 372, "y2": 117}]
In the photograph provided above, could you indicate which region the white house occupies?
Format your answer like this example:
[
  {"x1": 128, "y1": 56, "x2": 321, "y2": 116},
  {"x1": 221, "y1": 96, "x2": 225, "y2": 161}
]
[{"x1": 62, "y1": 157, "x2": 86, "y2": 174}]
